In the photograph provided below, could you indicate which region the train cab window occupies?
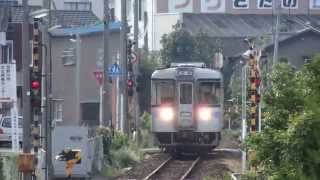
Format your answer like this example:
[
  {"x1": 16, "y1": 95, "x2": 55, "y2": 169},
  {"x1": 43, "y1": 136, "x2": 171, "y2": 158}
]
[
  {"x1": 180, "y1": 84, "x2": 192, "y2": 104},
  {"x1": 198, "y1": 82, "x2": 221, "y2": 105},
  {"x1": 151, "y1": 81, "x2": 175, "y2": 105}
]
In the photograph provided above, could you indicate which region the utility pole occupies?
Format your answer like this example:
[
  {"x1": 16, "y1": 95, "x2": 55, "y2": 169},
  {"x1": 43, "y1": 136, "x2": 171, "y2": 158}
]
[
  {"x1": 22, "y1": 0, "x2": 32, "y2": 179},
  {"x1": 273, "y1": 0, "x2": 281, "y2": 67},
  {"x1": 121, "y1": 0, "x2": 128, "y2": 133},
  {"x1": 241, "y1": 62, "x2": 247, "y2": 173},
  {"x1": 103, "y1": 0, "x2": 111, "y2": 127},
  {"x1": 42, "y1": 0, "x2": 48, "y2": 179},
  {"x1": 46, "y1": 0, "x2": 54, "y2": 179},
  {"x1": 133, "y1": 0, "x2": 141, "y2": 138},
  {"x1": 75, "y1": 34, "x2": 81, "y2": 125}
]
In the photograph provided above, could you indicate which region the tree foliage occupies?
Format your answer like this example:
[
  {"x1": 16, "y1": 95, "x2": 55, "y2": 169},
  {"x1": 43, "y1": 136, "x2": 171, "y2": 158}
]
[
  {"x1": 160, "y1": 23, "x2": 216, "y2": 65},
  {"x1": 246, "y1": 54, "x2": 320, "y2": 179},
  {"x1": 137, "y1": 51, "x2": 160, "y2": 113}
]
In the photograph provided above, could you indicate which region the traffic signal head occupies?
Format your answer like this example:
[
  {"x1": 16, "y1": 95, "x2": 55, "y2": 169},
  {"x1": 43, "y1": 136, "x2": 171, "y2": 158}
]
[
  {"x1": 30, "y1": 74, "x2": 41, "y2": 111},
  {"x1": 127, "y1": 79, "x2": 134, "y2": 96}
]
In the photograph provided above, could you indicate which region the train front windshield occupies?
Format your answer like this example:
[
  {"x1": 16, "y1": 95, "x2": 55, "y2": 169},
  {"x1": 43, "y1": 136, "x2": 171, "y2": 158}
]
[
  {"x1": 151, "y1": 81, "x2": 175, "y2": 105},
  {"x1": 198, "y1": 82, "x2": 221, "y2": 105}
]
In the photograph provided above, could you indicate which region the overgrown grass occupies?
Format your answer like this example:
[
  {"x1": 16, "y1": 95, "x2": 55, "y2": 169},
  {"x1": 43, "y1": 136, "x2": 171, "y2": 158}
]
[
  {"x1": 1, "y1": 153, "x2": 19, "y2": 180},
  {"x1": 98, "y1": 112, "x2": 155, "y2": 178},
  {"x1": 0, "y1": 157, "x2": 4, "y2": 180},
  {"x1": 221, "y1": 129, "x2": 241, "y2": 143}
]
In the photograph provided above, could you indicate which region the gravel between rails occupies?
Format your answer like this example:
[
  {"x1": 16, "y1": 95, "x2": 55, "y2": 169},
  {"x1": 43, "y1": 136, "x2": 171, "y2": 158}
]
[
  {"x1": 150, "y1": 157, "x2": 198, "y2": 180},
  {"x1": 115, "y1": 153, "x2": 170, "y2": 180}
]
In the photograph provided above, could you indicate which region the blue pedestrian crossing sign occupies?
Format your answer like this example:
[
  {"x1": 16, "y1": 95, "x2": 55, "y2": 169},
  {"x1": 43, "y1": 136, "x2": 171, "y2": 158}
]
[{"x1": 107, "y1": 63, "x2": 122, "y2": 76}]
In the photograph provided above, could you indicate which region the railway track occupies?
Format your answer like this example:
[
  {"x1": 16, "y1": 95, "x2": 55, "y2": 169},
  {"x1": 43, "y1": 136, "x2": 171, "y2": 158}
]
[{"x1": 143, "y1": 156, "x2": 201, "y2": 180}]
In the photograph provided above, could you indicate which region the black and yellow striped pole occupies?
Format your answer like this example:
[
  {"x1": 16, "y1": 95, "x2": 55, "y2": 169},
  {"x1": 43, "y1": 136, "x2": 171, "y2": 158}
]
[
  {"x1": 30, "y1": 18, "x2": 42, "y2": 178},
  {"x1": 247, "y1": 48, "x2": 261, "y2": 171}
]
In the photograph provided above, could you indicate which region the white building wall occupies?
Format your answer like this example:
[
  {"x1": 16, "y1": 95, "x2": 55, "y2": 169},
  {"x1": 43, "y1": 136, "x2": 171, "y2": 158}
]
[
  {"x1": 0, "y1": 32, "x2": 6, "y2": 46},
  {"x1": 152, "y1": 13, "x2": 181, "y2": 51},
  {"x1": 89, "y1": 0, "x2": 105, "y2": 20}
]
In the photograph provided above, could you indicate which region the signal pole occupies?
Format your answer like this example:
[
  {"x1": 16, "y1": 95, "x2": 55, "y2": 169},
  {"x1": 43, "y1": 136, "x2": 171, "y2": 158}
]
[
  {"x1": 47, "y1": 0, "x2": 54, "y2": 178},
  {"x1": 133, "y1": 0, "x2": 140, "y2": 135},
  {"x1": 273, "y1": 0, "x2": 281, "y2": 67},
  {"x1": 103, "y1": 0, "x2": 111, "y2": 127},
  {"x1": 22, "y1": 0, "x2": 32, "y2": 179},
  {"x1": 121, "y1": 0, "x2": 128, "y2": 133}
]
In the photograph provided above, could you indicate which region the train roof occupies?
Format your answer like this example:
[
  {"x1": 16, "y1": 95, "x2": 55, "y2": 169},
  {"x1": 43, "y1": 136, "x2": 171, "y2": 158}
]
[{"x1": 151, "y1": 67, "x2": 222, "y2": 80}]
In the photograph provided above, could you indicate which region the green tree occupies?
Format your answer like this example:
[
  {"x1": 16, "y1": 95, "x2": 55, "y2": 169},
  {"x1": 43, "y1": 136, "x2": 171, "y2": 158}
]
[
  {"x1": 246, "y1": 54, "x2": 320, "y2": 179},
  {"x1": 137, "y1": 51, "x2": 160, "y2": 112},
  {"x1": 160, "y1": 23, "x2": 216, "y2": 65}
]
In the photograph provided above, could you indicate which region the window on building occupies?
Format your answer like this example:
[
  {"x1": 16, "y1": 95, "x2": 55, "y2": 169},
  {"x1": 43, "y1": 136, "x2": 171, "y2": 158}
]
[
  {"x1": 311, "y1": 0, "x2": 320, "y2": 8},
  {"x1": 81, "y1": 103, "x2": 99, "y2": 126},
  {"x1": 1, "y1": 41, "x2": 13, "y2": 64},
  {"x1": 64, "y1": 1, "x2": 92, "y2": 11},
  {"x1": 61, "y1": 47, "x2": 76, "y2": 66},
  {"x1": 303, "y1": 55, "x2": 312, "y2": 63},
  {"x1": 53, "y1": 99, "x2": 63, "y2": 122}
]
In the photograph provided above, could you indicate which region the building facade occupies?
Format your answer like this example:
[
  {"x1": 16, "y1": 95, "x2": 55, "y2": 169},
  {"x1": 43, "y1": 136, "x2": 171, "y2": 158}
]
[
  {"x1": 50, "y1": 24, "x2": 121, "y2": 126},
  {"x1": 156, "y1": 0, "x2": 320, "y2": 14},
  {"x1": 149, "y1": 0, "x2": 320, "y2": 50},
  {"x1": 10, "y1": 0, "x2": 149, "y2": 49}
]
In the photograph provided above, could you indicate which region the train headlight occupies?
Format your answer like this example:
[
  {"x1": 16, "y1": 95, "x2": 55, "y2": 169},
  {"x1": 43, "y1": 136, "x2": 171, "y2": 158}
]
[
  {"x1": 198, "y1": 107, "x2": 212, "y2": 121},
  {"x1": 159, "y1": 107, "x2": 174, "y2": 122}
]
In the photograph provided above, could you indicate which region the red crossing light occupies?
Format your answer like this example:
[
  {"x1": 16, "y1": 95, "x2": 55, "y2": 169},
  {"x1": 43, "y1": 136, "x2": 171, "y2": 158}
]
[
  {"x1": 127, "y1": 79, "x2": 133, "y2": 87},
  {"x1": 31, "y1": 80, "x2": 40, "y2": 89}
]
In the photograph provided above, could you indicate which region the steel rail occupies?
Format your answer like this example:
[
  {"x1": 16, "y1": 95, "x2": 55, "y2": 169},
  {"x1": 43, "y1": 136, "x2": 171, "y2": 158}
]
[
  {"x1": 179, "y1": 156, "x2": 201, "y2": 180},
  {"x1": 143, "y1": 156, "x2": 172, "y2": 180}
]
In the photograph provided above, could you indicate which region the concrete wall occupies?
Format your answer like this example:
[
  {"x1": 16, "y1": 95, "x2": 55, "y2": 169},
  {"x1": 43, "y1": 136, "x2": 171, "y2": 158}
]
[{"x1": 51, "y1": 31, "x2": 120, "y2": 126}]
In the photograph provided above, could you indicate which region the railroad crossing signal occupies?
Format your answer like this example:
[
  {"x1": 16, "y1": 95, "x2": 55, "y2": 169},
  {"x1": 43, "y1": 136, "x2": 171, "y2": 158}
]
[
  {"x1": 248, "y1": 52, "x2": 261, "y2": 132},
  {"x1": 31, "y1": 18, "x2": 41, "y2": 155},
  {"x1": 247, "y1": 48, "x2": 261, "y2": 171}
]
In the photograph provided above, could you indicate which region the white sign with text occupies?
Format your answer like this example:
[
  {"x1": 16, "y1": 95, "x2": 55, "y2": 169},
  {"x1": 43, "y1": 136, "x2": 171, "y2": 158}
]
[
  {"x1": 282, "y1": 0, "x2": 298, "y2": 8},
  {"x1": 169, "y1": 0, "x2": 193, "y2": 13},
  {"x1": 233, "y1": 0, "x2": 249, "y2": 9},
  {"x1": 201, "y1": 0, "x2": 226, "y2": 13},
  {"x1": 258, "y1": 0, "x2": 273, "y2": 9}
]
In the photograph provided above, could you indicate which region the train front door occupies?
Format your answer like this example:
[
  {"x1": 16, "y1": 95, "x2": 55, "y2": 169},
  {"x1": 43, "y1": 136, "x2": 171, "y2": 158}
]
[{"x1": 178, "y1": 83, "x2": 194, "y2": 128}]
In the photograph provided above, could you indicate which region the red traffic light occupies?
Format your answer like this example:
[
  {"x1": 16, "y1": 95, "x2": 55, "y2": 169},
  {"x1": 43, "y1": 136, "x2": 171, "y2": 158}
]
[
  {"x1": 255, "y1": 78, "x2": 261, "y2": 87},
  {"x1": 127, "y1": 79, "x2": 133, "y2": 87},
  {"x1": 31, "y1": 80, "x2": 40, "y2": 89}
]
